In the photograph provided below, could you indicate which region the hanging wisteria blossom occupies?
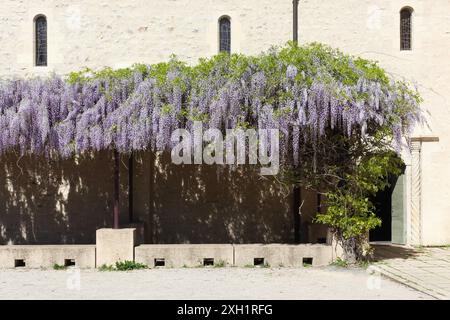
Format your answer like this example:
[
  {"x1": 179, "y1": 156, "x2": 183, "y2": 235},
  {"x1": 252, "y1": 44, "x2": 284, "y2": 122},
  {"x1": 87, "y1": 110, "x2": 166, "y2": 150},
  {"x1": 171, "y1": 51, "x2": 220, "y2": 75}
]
[{"x1": 0, "y1": 43, "x2": 422, "y2": 168}]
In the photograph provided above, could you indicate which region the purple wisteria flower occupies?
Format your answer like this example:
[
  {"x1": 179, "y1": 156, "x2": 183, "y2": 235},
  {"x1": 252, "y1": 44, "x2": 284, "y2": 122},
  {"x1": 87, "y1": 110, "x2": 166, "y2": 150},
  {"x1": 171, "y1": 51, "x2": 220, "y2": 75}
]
[{"x1": 0, "y1": 44, "x2": 422, "y2": 168}]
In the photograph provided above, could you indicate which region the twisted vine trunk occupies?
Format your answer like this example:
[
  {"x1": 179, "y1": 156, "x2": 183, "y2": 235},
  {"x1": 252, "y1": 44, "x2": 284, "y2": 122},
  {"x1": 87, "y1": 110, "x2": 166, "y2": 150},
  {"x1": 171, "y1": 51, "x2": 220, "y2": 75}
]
[{"x1": 335, "y1": 231, "x2": 372, "y2": 264}]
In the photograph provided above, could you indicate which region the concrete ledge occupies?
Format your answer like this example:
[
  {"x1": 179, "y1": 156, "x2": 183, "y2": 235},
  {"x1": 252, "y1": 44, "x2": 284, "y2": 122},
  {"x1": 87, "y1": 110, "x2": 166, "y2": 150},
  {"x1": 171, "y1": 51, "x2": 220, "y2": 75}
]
[
  {"x1": 96, "y1": 228, "x2": 136, "y2": 266},
  {"x1": 135, "y1": 244, "x2": 234, "y2": 267},
  {"x1": 0, "y1": 245, "x2": 96, "y2": 269},
  {"x1": 234, "y1": 244, "x2": 333, "y2": 267},
  {"x1": 0, "y1": 243, "x2": 333, "y2": 269}
]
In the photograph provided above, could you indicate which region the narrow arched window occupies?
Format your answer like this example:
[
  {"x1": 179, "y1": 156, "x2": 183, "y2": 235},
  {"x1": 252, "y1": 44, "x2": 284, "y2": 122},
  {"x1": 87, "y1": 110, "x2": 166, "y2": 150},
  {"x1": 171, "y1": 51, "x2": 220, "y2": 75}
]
[
  {"x1": 400, "y1": 8, "x2": 412, "y2": 51},
  {"x1": 35, "y1": 15, "x2": 47, "y2": 66},
  {"x1": 219, "y1": 16, "x2": 231, "y2": 53}
]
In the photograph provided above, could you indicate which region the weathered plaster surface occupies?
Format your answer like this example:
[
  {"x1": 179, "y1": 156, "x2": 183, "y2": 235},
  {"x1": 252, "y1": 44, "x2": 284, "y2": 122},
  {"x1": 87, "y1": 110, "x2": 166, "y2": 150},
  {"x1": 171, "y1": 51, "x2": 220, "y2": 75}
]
[{"x1": 0, "y1": 0, "x2": 448, "y2": 244}]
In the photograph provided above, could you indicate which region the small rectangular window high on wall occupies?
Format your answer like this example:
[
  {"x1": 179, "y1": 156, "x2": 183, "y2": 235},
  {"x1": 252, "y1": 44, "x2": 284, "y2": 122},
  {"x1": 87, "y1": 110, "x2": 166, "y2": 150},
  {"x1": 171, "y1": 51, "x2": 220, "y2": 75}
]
[
  {"x1": 400, "y1": 8, "x2": 412, "y2": 51},
  {"x1": 35, "y1": 15, "x2": 47, "y2": 66},
  {"x1": 219, "y1": 16, "x2": 231, "y2": 53}
]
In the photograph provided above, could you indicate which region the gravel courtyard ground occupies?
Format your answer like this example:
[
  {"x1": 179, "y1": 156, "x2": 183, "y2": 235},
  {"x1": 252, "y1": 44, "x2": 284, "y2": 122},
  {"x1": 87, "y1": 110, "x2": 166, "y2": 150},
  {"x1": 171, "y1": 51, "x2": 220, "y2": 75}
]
[{"x1": 0, "y1": 266, "x2": 431, "y2": 300}]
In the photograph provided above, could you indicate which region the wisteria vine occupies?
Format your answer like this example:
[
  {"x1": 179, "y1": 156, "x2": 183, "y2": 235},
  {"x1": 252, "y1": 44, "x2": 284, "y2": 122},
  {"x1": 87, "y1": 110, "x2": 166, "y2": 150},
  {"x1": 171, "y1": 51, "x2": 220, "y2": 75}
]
[{"x1": 0, "y1": 43, "x2": 422, "y2": 167}]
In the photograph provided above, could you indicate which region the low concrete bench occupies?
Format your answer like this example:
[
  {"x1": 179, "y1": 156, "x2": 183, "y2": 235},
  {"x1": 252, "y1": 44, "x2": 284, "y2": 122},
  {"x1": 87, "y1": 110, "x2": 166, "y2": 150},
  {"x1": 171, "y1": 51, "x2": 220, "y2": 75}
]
[
  {"x1": 0, "y1": 243, "x2": 334, "y2": 269},
  {"x1": 0, "y1": 245, "x2": 96, "y2": 269},
  {"x1": 234, "y1": 244, "x2": 333, "y2": 267},
  {"x1": 135, "y1": 244, "x2": 234, "y2": 268}
]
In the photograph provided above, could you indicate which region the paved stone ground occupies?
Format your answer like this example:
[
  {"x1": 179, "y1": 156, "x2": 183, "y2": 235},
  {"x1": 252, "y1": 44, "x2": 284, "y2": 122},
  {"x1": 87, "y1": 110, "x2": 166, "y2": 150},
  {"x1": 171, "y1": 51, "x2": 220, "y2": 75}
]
[
  {"x1": 0, "y1": 266, "x2": 429, "y2": 300},
  {"x1": 373, "y1": 245, "x2": 450, "y2": 300}
]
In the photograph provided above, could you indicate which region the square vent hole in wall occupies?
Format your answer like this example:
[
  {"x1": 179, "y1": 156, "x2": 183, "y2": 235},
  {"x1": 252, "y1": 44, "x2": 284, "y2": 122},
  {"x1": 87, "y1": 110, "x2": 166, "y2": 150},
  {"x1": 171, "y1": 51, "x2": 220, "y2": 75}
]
[
  {"x1": 154, "y1": 258, "x2": 165, "y2": 267},
  {"x1": 254, "y1": 258, "x2": 265, "y2": 266},
  {"x1": 303, "y1": 257, "x2": 313, "y2": 266},
  {"x1": 203, "y1": 258, "x2": 214, "y2": 266},
  {"x1": 14, "y1": 259, "x2": 26, "y2": 268},
  {"x1": 65, "y1": 259, "x2": 76, "y2": 267}
]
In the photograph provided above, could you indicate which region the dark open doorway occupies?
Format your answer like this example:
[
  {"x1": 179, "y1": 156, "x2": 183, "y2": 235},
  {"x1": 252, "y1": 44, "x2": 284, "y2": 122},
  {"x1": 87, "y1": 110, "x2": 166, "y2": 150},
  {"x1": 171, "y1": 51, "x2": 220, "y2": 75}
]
[
  {"x1": 369, "y1": 163, "x2": 406, "y2": 243},
  {"x1": 369, "y1": 178, "x2": 395, "y2": 242}
]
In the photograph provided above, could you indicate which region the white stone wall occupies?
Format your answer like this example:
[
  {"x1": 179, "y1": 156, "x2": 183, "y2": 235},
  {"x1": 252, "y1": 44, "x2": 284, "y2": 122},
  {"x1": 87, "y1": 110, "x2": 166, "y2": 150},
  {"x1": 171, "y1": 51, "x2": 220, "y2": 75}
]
[
  {"x1": 0, "y1": 0, "x2": 449, "y2": 245},
  {"x1": 296, "y1": 0, "x2": 450, "y2": 245},
  {"x1": 0, "y1": 0, "x2": 291, "y2": 76}
]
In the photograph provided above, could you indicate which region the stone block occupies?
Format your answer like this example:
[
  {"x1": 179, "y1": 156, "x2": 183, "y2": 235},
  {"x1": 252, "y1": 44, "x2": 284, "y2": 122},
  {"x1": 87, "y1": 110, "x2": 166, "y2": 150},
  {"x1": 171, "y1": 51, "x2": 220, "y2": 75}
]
[
  {"x1": 135, "y1": 244, "x2": 234, "y2": 267},
  {"x1": 234, "y1": 244, "x2": 333, "y2": 267},
  {"x1": 0, "y1": 245, "x2": 96, "y2": 269},
  {"x1": 96, "y1": 228, "x2": 136, "y2": 267}
]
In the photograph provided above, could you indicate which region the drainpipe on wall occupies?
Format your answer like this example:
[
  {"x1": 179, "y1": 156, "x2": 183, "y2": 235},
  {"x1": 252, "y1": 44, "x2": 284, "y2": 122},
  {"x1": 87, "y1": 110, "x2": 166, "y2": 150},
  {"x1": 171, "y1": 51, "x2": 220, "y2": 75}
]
[
  {"x1": 129, "y1": 152, "x2": 134, "y2": 223},
  {"x1": 293, "y1": 0, "x2": 299, "y2": 43},
  {"x1": 113, "y1": 150, "x2": 120, "y2": 229},
  {"x1": 292, "y1": 0, "x2": 302, "y2": 244}
]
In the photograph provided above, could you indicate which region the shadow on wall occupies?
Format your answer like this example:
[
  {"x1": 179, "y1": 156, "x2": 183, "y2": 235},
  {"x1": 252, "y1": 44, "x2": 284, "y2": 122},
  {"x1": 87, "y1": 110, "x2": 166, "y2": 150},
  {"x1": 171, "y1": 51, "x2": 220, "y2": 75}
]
[
  {"x1": 134, "y1": 152, "x2": 294, "y2": 244},
  {"x1": 0, "y1": 151, "x2": 295, "y2": 244},
  {"x1": 0, "y1": 151, "x2": 129, "y2": 245}
]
